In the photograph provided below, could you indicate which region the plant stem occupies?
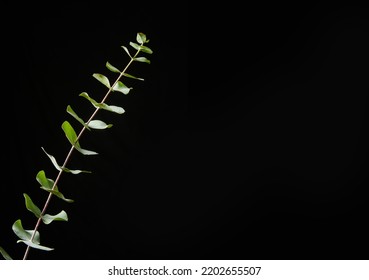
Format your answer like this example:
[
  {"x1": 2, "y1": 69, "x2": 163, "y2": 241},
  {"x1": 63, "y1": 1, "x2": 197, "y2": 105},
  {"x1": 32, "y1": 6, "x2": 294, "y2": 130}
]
[{"x1": 23, "y1": 45, "x2": 142, "y2": 260}]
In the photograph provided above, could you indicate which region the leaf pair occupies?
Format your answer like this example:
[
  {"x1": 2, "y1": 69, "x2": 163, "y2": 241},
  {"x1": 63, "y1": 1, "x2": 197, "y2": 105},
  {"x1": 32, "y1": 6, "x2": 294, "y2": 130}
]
[{"x1": 12, "y1": 219, "x2": 53, "y2": 251}]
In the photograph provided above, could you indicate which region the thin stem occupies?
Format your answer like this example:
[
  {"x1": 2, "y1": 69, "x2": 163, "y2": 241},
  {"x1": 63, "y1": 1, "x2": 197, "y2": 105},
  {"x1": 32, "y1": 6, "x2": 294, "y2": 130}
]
[{"x1": 23, "y1": 45, "x2": 143, "y2": 260}]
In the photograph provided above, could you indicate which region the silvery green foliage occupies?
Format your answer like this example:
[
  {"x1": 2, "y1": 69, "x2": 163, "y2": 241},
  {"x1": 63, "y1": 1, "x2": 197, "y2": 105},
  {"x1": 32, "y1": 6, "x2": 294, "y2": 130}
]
[{"x1": 0, "y1": 33, "x2": 152, "y2": 260}]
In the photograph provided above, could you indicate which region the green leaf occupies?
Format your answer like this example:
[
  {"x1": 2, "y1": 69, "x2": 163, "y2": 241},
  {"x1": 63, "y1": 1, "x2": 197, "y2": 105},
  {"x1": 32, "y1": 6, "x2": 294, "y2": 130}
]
[
  {"x1": 130, "y1": 41, "x2": 153, "y2": 54},
  {"x1": 42, "y1": 210, "x2": 68, "y2": 225},
  {"x1": 129, "y1": 41, "x2": 140, "y2": 51},
  {"x1": 40, "y1": 186, "x2": 74, "y2": 203},
  {"x1": 23, "y1": 193, "x2": 41, "y2": 219},
  {"x1": 88, "y1": 120, "x2": 113, "y2": 129},
  {"x1": 92, "y1": 73, "x2": 111, "y2": 88},
  {"x1": 67, "y1": 105, "x2": 90, "y2": 130},
  {"x1": 139, "y1": 45, "x2": 153, "y2": 54},
  {"x1": 36, "y1": 170, "x2": 74, "y2": 203},
  {"x1": 36, "y1": 170, "x2": 54, "y2": 189},
  {"x1": 12, "y1": 219, "x2": 41, "y2": 244},
  {"x1": 121, "y1": 46, "x2": 132, "y2": 58},
  {"x1": 122, "y1": 73, "x2": 144, "y2": 81},
  {"x1": 0, "y1": 246, "x2": 12, "y2": 260},
  {"x1": 134, "y1": 57, "x2": 151, "y2": 64},
  {"x1": 61, "y1": 120, "x2": 79, "y2": 146},
  {"x1": 62, "y1": 121, "x2": 98, "y2": 155},
  {"x1": 17, "y1": 240, "x2": 54, "y2": 251},
  {"x1": 41, "y1": 147, "x2": 62, "y2": 172},
  {"x1": 106, "y1": 61, "x2": 121, "y2": 73},
  {"x1": 80, "y1": 92, "x2": 125, "y2": 114},
  {"x1": 41, "y1": 147, "x2": 91, "y2": 174},
  {"x1": 113, "y1": 81, "x2": 132, "y2": 94},
  {"x1": 136, "y1": 32, "x2": 147, "y2": 44},
  {"x1": 74, "y1": 146, "x2": 98, "y2": 156}
]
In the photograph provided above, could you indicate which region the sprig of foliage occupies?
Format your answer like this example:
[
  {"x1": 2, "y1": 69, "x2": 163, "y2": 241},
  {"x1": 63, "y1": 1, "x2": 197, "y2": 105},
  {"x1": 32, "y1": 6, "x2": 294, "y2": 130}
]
[{"x1": 0, "y1": 32, "x2": 152, "y2": 260}]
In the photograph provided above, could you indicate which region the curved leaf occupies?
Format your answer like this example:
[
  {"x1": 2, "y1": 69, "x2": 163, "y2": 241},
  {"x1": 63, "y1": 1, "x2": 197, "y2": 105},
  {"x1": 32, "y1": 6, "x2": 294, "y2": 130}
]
[
  {"x1": 80, "y1": 92, "x2": 125, "y2": 114},
  {"x1": 61, "y1": 120, "x2": 79, "y2": 146},
  {"x1": 121, "y1": 46, "x2": 132, "y2": 58},
  {"x1": 0, "y1": 246, "x2": 13, "y2": 260},
  {"x1": 40, "y1": 187, "x2": 74, "y2": 203},
  {"x1": 41, "y1": 147, "x2": 91, "y2": 174},
  {"x1": 66, "y1": 105, "x2": 90, "y2": 130},
  {"x1": 122, "y1": 73, "x2": 144, "y2": 81},
  {"x1": 62, "y1": 121, "x2": 98, "y2": 155},
  {"x1": 134, "y1": 57, "x2": 151, "y2": 64},
  {"x1": 92, "y1": 73, "x2": 110, "y2": 88},
  {"x1": 88, "y1": 120, "x2": 113, "y2": 129},
  {"x1": 17, "y1": 240, "x2": 54, "y2": 251},
  {"x1": 129, "y1": 41, "x2": 140, "y2": 51},
  {"x1": 12, "y1": 219, "x2": 40, "y2": 244},
  {"x1": 106, "y1": 61, "x2": 121, "y2": 73},
  {"x1": 130, "y1": 41, "x2": 153, "y2": 54},
  {"x1": 36, "y1": 170, "x2": 54, "y2": 189},
  {"x1": 139, "y1": 45, "x2": 153, "y2": 54},
  {"x1": 42, "y1": 210, "x2": 68, "y2": 225},
  {"x1": 37, "y1": 170, "x2": 74, "y2": 203},
  {"x1": 23, "y1": 193, "x2": 41, "y2": 218},
  {"x1": 136, "y1": 32, "x2": 147, "y2": 44},
  {"x1": 113, "y1": 81, "x2": 132, "y2": 95}
]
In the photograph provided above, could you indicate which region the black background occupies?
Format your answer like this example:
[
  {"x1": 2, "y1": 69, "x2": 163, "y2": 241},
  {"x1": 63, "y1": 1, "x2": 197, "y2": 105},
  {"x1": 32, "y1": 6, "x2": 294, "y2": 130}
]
[{"x1": 1, "y1": 2, "x2": 369, "y2": 260}]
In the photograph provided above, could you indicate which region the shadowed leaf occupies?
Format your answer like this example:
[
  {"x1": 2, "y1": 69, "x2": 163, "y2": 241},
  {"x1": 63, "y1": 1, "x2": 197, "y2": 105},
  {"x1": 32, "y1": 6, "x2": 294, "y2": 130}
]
[
  {"x1": 106, "y1": 61, "x2": 121, "y2": 73},
  {"x1": 12, "y1": 219, "x2": 41, "y2": 244},
  {"x1": 134, "y1": 57, "x2": 151, "y2": 64},
  {"x1": 41, "y1": 147, "x2": 91, "y2": 174},
  {"x1": 79, "y1": 92, "x2": 125, "y2": 114},
  {"x1": 0, "y1": 246, "x2": 12, "y2": 260},
  {"x1": 67, "y1": 105, "x2": 90, "y2": 130},
  {"x1": 17, "y1": 240, "x2": 54, "y2": 251},
  {"x1": 37, "y1": 170, "x2": 74, "y2": 203},
  {"x1": 62, "y1": 121, "x2": 98, "y2": 155},
  {"x1": 92, "y1": 73, "x2": 110, "y2": 88},
  {"x1": 23, "y1": 193, "x2": 41, "y2": 219}
]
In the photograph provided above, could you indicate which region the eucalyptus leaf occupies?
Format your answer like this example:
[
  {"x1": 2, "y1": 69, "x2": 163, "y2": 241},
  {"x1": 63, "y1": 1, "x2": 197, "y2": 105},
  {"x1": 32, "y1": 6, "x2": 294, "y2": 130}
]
[
  {"x1": 61, "y1": 120, "x2": 79, "y2": 146},
  {"x1": 123, "y1": 73, "x2": 144, "y2": 81},
  {"x1": 113, "y1": 81, "x2": 132, "y2": 94},
  {"x1": 62, "y1": 121, "x2": 98, "y2": 155},
  {"x1": 92, "y1": 73, "x2": 111, "y2": 88},
  {"x1": 12, "y1": 219, "x2": 40, "y2": 244},
  {"x1": 75, "y1": 146, "x2": 99, "y2": 156},
  {"x1": 23, "y1": 193, "x2": 41, "y2": 219},
  {"x1": 88, "y1": 120, "x2": 113, "y2": 129},
  {"x1": 139, "y1": 45, "x2": 153, "y2": 54},
  {"x1": 42, "y1": 210, "x2": 68, "y2": 225},
  {"x1": 121, "y1": 46, "x2": 132, "y2": 58},
  {"x1": 80, "y1": 92, "x2": 125, "y2": 114},
  {"x1": 41, "y1": 147, "x2": 91, "y2": 174},
  {"x1": 106, "y1": 61, "x2": 121, "y2": 73},
  {"x1": 136, "y1": 32, "x2": 147, "y2": 44},
  {"x1": 67, "y1": 105, "x2": 90, "y2": 130},
  {"x1": 17, "y1": 240, "x2": 54, "y2": 251},
  {"x1": 40, "y1": 187, "x2": 74, "y2": 203},
  {"x1": 41, "y1": 147, "x2": 62, "y2": 172},
  {"x1": 134, "y1": 57, "x2": 151, "y2": 64},
  {"x1": 129, "y1": 41, "x2": 140, "y2": 51},
  {"x1": 0, "y1": 246, "x2": 13, "y2": 260},
  {"x1": 36, "y1": 170, "x2": 74, "y2": 203},
  {"x1": 36, "y1": 170, "x2": 54, "y2": 189}
]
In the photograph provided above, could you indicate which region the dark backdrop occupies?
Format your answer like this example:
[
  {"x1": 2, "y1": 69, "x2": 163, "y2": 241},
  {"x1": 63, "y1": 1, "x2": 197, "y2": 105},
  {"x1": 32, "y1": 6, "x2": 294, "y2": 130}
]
[{"x1": 1, "y1": 2, "x2": 368, "y2": 260}]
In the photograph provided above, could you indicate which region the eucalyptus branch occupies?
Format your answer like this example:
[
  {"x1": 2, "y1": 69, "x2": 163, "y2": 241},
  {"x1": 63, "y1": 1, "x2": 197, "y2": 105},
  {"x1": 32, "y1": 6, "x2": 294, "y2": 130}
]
[{"x1": 0, "y1": 32, "x2": 153, "y2": 260}]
